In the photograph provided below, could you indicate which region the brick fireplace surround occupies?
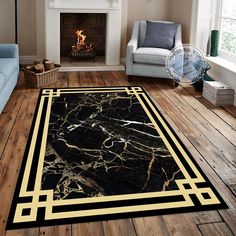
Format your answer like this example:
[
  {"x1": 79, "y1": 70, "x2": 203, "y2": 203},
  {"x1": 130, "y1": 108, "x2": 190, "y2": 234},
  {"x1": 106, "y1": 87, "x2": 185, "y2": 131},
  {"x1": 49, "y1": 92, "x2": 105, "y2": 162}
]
[{"x1": 45, "y1": 0, "x2": 122, "y2": 66}]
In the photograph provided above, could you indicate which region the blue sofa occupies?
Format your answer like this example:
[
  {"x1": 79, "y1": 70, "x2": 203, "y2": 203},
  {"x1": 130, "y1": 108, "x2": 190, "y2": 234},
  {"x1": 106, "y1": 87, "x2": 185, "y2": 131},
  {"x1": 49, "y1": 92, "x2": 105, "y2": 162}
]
[{"x1": 0, "y1": 44, "x2": 19, "y2": 113}]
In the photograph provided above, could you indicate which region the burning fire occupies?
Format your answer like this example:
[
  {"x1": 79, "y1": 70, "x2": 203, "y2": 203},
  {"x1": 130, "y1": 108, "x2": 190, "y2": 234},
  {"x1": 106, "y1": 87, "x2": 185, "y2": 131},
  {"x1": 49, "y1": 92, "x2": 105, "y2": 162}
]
[
  {"x1": 72, "y1": 29, "x2": 93, "y2": 52},
  {"x1": 76, "y1": 29, "x2": 86, "y2": 46}
]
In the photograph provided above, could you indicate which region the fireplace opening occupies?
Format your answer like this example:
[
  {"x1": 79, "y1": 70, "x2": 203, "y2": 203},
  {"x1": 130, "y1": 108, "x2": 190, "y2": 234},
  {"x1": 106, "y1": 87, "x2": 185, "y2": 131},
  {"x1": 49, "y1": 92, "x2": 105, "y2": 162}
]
[{"x1": 60, "y1": 13, "x2": 106, "y2": 66}]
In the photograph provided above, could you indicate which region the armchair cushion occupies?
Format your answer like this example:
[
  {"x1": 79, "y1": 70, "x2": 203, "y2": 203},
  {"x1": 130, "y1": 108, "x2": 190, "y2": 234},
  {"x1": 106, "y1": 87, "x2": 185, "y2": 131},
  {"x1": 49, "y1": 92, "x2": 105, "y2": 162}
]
[
  {"x1": 133, "y1": 47, "x2": 170, "y2": 66},
  {"x1": 143, "y1": 21, "x2": 178, "y2": 50}
]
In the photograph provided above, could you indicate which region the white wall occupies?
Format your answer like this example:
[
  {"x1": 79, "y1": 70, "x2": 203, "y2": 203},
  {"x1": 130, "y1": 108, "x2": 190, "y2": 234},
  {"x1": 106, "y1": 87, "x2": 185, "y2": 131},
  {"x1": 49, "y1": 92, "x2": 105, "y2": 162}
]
[
  {"x1": 0, "y1": 0, "x2": 170, "y2": 59},
  {"x1": 127, "y1": 0, "x2": 169, "y2": 41},
  {"x1": 169, "y1": 0, "x2": 193, "y2": 43},
  {"x1": 0, "y1": 1, "x2": 15, "y2": 43},
  {"x1": 0, "y1": 0, "x2": 37, "y2": 56}
]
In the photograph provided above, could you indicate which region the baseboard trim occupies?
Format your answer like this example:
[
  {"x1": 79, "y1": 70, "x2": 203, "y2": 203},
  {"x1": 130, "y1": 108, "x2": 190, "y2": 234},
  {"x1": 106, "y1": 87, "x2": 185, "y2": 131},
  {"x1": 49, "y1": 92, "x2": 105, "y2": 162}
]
[
  {"x1": 19, "y1": 56, "x2": 126, "y2": 72},
  {"x1": 59, "y1": 65, "x2": 125, "y2": 72},
  {"x1": 20, "y1": 55, "x2": 37, "y2": 64}
]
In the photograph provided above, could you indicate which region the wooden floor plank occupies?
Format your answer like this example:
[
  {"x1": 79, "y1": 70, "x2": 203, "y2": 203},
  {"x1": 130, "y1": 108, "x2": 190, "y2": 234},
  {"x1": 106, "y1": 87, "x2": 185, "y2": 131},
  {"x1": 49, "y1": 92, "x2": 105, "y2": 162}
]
[
  {"x1": 67, "y1": 72, "x2": 80, "y2": 87},
  {"x1": 101, "y1": 71, "x2": 121, "y2": 87},
  {"x1": 198, "y1": 222, "x2": 234, "y2": 236},
  {"x1": 224, "y1": 106, "x2": 236, "y2": 118},
  {"x1": 78, "y1": 71, "x2": 93, "y2": 87},
  {"x1": 5, "y1": 228, "x2": 39, "y2": 236},
  {"x1": 89, "y1": 71, "x2": 106, "y2": 87},
  {"x1": 39, "y1": 225, "x2": 71, "y2": 236},
  {"x1": 15, "y1": 72, "x2": 26, "y2": 90},
  {"x1": 191, "y1": 211, "x2": 223, "y2": 225},
  {"x1": 163, "y1": 214, "x2": 202, "y2": 236},
  {"x1": 132, "y1": 216, "x2": 170, "y2": 236},
  {"x1": 200, "y1": 97, "x2": 236, "y2": 130},
  {"x1": 0, "y1": 90, "x2": 25, "y2": 159},
  {"x1": 110, "y1": 71, "x2": 130, "y2": 86},
  {"x1": 228, "y1": 184, "x2": 236, "y2": 197},
  {"x1": 56, "y1": 72, "x2": 69, "y2": 88},
  {"x1": 103, "y1": 219, "x2": 137, "y2": 236},
  {"x1": 72, "y1": 222, "x2": 105, "y2": 236}
]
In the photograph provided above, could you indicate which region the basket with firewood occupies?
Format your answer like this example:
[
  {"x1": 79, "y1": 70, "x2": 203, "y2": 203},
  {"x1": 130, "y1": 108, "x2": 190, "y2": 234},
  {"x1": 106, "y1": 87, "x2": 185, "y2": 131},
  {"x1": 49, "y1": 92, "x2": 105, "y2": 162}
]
[{"x1": 21, "y1": 59, "x2": 60, "y2": 88}]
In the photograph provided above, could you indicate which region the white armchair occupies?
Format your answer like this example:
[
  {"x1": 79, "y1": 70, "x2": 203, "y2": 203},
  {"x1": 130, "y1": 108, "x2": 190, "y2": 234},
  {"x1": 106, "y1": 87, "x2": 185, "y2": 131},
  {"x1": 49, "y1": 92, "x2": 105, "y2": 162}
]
[{"x1": 126, "y1": 20, "x2": 182, "y2": 79}]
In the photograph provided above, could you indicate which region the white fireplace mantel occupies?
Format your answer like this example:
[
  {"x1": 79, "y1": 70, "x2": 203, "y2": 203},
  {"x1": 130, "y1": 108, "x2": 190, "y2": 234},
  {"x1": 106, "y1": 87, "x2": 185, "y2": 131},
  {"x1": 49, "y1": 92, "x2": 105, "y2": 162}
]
[
  {"x1": 45, "y1": 0, "x2": 122, "y2": 65},
  {"x1": 48, "y1": 0, "x2": 120, "y2": 9}
]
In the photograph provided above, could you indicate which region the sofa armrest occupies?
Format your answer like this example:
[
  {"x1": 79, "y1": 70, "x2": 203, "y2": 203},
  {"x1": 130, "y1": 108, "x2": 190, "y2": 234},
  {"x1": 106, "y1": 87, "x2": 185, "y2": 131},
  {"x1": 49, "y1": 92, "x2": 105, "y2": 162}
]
[
  {"x1": 126, "y1": 22, "x2": 139, "y2": 74},
  {"x1": 175, "y1": 24, "x2": 182, "y2": 48},
  {"x1": 127, "y1": 39, "x2": 138, "y2": 56},
  {"x1": 0, "y1": 44, "x2": 19, "y2": 59}
]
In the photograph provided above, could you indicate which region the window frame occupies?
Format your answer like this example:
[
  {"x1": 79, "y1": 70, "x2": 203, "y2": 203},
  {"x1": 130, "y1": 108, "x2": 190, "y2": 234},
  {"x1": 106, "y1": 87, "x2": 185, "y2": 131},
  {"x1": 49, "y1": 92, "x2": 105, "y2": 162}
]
[{"x1": 213, "y1": 0, "x2": 236, "y2": 63}]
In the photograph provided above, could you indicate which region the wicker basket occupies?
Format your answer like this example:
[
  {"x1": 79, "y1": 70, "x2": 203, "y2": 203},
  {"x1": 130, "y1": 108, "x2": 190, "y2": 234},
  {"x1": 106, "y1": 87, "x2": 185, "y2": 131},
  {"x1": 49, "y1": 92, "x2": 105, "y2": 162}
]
[{"x1": 23, "y1": 65, "x2": 60, "y2": 88}]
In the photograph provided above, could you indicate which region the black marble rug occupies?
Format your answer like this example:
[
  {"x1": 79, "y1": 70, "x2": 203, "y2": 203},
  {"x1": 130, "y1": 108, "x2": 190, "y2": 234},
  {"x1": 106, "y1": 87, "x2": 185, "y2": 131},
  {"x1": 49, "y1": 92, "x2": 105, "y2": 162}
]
[{"x1": 7, "y1": 87, "x2": 227, "y2": 230}]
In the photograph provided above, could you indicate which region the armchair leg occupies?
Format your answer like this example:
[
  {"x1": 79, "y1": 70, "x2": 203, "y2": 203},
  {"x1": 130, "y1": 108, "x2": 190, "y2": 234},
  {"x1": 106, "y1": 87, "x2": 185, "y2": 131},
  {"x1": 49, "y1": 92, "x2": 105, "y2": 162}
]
[{"x1": 173, "y1": 80, "x2": 179, "y2": 87}]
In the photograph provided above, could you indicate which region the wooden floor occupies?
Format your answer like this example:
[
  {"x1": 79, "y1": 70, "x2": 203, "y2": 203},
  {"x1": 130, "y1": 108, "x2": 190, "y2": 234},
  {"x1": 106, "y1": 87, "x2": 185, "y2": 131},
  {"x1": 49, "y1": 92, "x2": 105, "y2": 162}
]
[{"x1": 0, "y1": 71, "x2": 236, "y2": 236}]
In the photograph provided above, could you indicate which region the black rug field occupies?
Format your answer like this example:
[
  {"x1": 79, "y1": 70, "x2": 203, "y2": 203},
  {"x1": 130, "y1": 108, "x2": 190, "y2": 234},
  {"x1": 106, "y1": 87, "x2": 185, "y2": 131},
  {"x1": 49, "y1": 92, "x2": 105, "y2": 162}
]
[{"x1": 6, "y1": 87, "x2": 227, "y2": 230}]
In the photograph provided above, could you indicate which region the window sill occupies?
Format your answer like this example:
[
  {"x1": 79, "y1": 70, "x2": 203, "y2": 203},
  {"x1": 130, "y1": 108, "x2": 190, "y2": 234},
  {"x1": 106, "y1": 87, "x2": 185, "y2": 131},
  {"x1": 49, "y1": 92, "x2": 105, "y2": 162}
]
[{"x1": 206, "y1": 56, "x2": 236, "y2": 74}]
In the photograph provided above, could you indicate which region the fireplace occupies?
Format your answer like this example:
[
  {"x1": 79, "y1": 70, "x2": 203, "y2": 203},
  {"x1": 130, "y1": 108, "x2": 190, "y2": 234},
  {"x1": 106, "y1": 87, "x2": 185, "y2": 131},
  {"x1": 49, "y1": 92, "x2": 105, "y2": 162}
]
[
  {"x1": 45, "y1": 0, "x2": 122, "y2": 67},
  {"x1": 60, "y1": 13, "x2": 106, "y2": 63}
]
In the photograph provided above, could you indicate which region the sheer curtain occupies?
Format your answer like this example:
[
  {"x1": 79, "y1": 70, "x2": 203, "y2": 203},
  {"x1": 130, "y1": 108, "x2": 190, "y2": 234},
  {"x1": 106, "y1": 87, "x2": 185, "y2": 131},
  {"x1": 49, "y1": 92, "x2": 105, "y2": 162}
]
[{"x1": 190, "y1": 0, "x2": 213, "y2": 54}]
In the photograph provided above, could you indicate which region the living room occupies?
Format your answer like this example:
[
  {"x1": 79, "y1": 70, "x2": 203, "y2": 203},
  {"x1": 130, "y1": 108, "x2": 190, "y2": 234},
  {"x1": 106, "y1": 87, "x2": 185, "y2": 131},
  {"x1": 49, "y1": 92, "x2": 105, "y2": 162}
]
[{"x1": 0, "y1": 0, "x2": 236, "y2": 236}]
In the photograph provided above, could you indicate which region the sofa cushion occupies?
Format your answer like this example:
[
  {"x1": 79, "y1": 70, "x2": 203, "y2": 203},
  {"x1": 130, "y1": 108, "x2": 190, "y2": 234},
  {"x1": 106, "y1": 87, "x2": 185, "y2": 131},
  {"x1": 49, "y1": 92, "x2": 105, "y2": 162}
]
[
  {"x1": 143, "y1": 21, "x2": 178, "y2": 50},
  {"x1": 0, "y1": 58, "x2": 18, "y2": 80},
  {"x1": 133, "y1": 47, "x2": 171, "y2": 65}
]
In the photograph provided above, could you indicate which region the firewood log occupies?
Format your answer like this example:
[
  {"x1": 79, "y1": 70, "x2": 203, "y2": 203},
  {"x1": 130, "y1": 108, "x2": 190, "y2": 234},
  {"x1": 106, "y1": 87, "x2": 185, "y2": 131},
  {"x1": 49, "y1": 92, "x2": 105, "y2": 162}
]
[
  {"x1": 34, "y1": 64, "x2": 45, "y2": 73},
  {"x1": 26, "y1": 65, "x2": 34, "y2": 71},
  {"x1": 34, "y1": 59, "x2": 43, "y2": 65},
  {"x1": 44, "y1": 60, "x2": 55, "y2": 71}
]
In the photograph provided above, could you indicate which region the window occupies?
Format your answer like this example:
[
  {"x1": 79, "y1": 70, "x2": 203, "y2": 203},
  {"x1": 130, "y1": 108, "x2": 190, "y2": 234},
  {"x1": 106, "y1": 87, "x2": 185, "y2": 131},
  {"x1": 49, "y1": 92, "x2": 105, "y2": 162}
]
[{"x1": 216, "y1": 0, "x2": 236, "y2": 62}]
